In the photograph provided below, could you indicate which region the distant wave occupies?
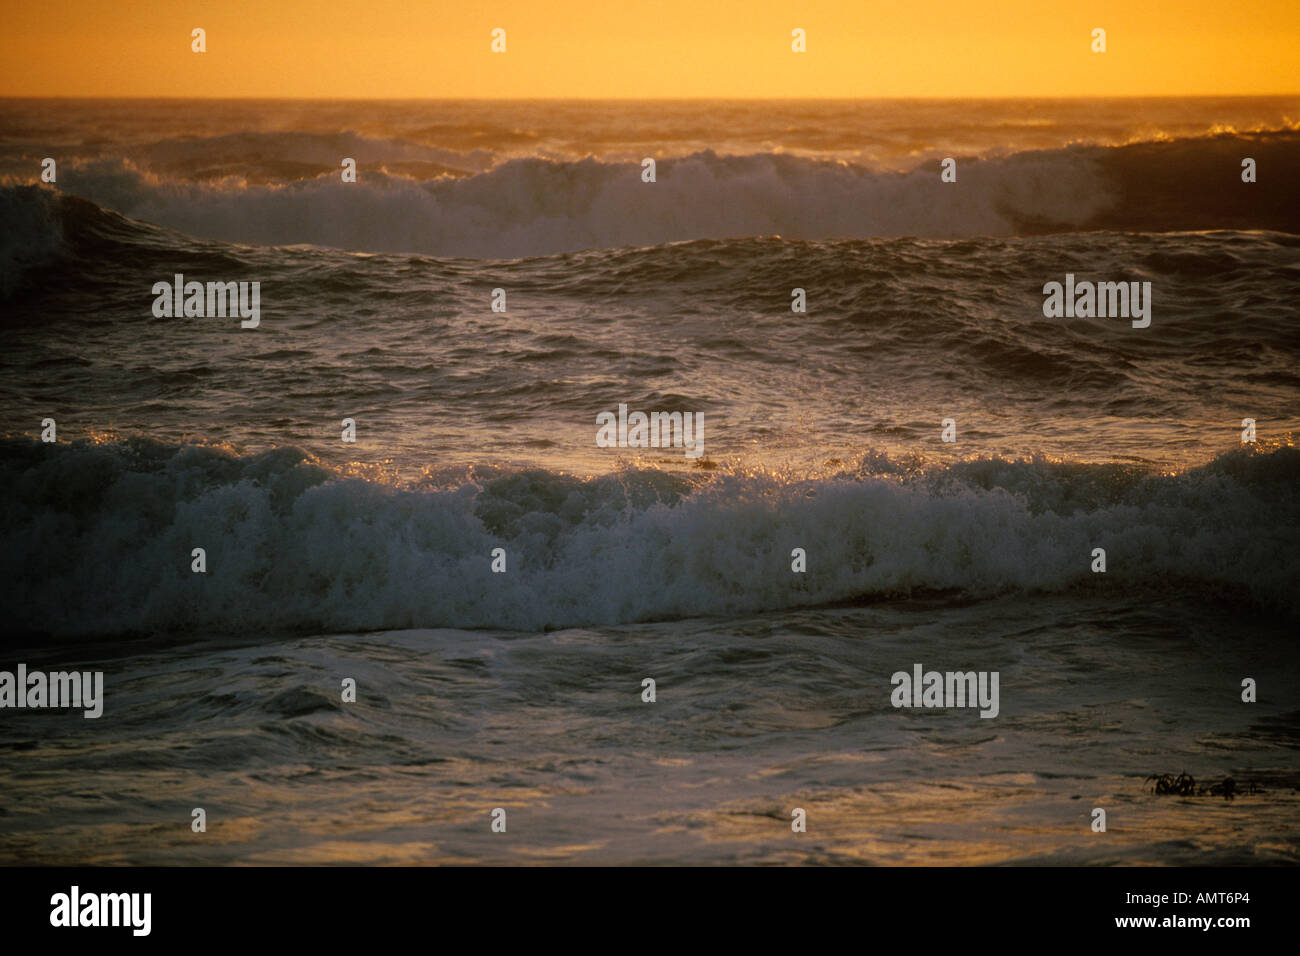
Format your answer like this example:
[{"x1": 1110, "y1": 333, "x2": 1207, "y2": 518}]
[
  {"x1": 2, "y1": 438, "x2": 1296, "y2": 638},
  {"x1": 133, "y1": 129, "x2": 496, "y2": 181},
  {"x1": 4, "y1": 130, "x2": 1297, "y2": 259}
]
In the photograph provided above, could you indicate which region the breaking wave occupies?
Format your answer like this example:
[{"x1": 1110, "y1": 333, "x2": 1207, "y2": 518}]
[
  {"x1": 3, "y1": 438, "x2": 1297, "y2": 637},
  {"x1": 5, "y1": 130, "x2": 1297, "y2": 258}
]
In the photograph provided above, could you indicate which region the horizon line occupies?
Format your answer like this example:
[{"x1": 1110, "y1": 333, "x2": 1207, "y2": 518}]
[{"x1": 4, "y1": 93, "x2": 1300, "y2": 102}]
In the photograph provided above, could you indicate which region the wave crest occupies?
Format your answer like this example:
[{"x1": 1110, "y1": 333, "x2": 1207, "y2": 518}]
[
  {"x1": 3, "y1": 438, "x2": 1296, "y2": 637},
  {"x1": 7, "y1": 129, "x2": 1298, "y2": 258}
]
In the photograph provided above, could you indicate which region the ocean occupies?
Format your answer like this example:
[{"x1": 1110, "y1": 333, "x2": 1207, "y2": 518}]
[{"x1": 1, "y1": 97, "x2": 1298, "y2": 864}]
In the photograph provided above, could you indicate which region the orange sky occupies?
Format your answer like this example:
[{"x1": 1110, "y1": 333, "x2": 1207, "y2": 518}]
[{"x1": 2, "y1": 0, "x2": 1298, "y2": 98}]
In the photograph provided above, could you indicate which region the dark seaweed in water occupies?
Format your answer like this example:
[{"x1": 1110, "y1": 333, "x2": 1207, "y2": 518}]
[{"x1": 1144, "y1": 773, "x2": 1263, "y2": 800}]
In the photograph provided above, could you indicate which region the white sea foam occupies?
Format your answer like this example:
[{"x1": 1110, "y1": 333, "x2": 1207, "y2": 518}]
[
  {"x1": 30, "y1": 149, "x2": 1114, "y2": 257},
  {"x1": 2, "y1": 440, "x2": 1295, "y2": 637}
]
